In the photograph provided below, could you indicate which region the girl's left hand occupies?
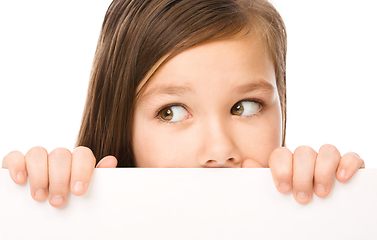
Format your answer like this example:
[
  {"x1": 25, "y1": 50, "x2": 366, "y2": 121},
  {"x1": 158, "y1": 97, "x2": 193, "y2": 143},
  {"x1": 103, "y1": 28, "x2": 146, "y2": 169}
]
[{"x1": 242, "y1": 144, "x2": 365, "y2": 204}]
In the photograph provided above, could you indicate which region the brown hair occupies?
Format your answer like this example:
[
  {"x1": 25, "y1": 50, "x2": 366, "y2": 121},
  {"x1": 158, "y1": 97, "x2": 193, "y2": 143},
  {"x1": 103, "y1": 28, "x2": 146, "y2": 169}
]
[{"x1": 76, "y1": 0, "x2": 287, "y2": 167}]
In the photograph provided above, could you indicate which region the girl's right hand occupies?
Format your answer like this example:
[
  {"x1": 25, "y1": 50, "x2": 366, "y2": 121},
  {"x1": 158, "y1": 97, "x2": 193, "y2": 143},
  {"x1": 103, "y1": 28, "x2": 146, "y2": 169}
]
[{"x1": 2, "y1": 146, "x2": 118, "y2": 208}]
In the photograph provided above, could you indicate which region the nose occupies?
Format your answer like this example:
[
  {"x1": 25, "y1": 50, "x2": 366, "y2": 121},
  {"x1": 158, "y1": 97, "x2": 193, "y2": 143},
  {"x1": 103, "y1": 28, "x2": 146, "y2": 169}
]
[{"x1": 196, "y1": 118, "x2": 241, "y2": 167}]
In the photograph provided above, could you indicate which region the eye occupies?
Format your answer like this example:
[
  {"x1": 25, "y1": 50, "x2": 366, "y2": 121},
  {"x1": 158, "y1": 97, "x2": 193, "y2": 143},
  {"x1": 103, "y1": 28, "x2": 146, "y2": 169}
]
[
  {"x1": 231, "y1": 100, "x2": 261, "y2": 116},
  {"x1": 159, "y1": 105, "x2": 191, "y2": 122}
]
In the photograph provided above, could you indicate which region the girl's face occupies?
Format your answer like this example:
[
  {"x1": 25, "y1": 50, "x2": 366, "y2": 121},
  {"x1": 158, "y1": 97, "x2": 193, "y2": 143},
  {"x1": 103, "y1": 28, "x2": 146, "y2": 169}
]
[{"x1": 132, "y1": 34, "x2": 282, "y2": 167}]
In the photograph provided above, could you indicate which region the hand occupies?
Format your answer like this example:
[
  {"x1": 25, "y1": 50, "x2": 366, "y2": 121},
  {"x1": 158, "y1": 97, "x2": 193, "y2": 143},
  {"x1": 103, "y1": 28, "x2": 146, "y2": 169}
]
[
  {"x1": 2, "y1": 146, "x2": 118, "y2": 208},
  {"x1": 268, "y1": 144, "x2": 365, "y2": 204}
]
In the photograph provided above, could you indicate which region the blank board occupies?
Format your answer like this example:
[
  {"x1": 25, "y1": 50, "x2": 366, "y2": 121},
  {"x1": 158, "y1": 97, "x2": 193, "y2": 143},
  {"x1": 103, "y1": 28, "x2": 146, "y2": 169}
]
[{"x1": 1, "y1": 168, "x2": 376, "y2": 239}]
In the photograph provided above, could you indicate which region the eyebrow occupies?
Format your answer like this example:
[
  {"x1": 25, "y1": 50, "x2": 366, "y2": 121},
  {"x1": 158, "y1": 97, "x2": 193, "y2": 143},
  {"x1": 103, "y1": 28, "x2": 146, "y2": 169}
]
[
  {"x1": 138, "y1": 79, "x2": 275, "y2": 102},
  {"x1": 138, "y1": 84, "x2": 195, "y2": 102},
  {"x1": 232, "y1": 80, "x2": 276, "y2": 94}
]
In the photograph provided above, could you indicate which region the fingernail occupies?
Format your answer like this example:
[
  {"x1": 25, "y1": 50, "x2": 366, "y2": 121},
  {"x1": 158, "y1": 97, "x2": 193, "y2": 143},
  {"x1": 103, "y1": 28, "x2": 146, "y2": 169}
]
[
  {"x1": 297, "y1": 192, "x2": 309, "y2": 202},
  {"x1": 51, "y1": 196, "x2": 64, "y2": 206},
  {"x1": 338, "y1": 169, "x2": 346, "y2": 179},
  {"x1": 35, "y1": 189, "x2": 46, "y2": 199},
  {"x1": 17, "y1": 172, "x2": 25, "y2": 181},
  {"x1": 278, "y1": 183, "x2": 291, "y2": 192},
  {"x1": 74, "y1": 181, "x2": 85, "y2": 193},
  {"x1": 316, "y1": 184, "x2": 326, "y2": 193}
]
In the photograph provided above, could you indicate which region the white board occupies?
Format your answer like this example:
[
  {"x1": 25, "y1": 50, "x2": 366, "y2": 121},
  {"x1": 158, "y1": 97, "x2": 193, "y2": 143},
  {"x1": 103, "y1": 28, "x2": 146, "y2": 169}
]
[{"x1": 1, "y1": 168, "x2": 377, "y2": 239}]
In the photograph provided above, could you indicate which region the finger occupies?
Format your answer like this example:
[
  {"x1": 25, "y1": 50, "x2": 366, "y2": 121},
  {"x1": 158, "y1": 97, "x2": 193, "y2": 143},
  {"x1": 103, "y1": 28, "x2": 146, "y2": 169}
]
[
  {"x1": 96, "y1": 156, "x2": 118, "y2": 168},
  {"x1": 314, "y1": 144, "x2": 341, "y2": 198},
  {"x1": 48, "y1": 148, "x2": 72, "y2": 208},
  {"x1": 241, "y1": 159, "x2": 263, "y2": 168},
  {"x1": 70, "y1": 147, "x2": 96, "y2": 196},
  {"x1": 268, "y1": 147, "x2": 293, "y2": 193},
  {"x1": 2, "y1": 151, "x2": 28, "y2": 184},
  {"x1": 292, "y1": 146, "x2": 317, "y2": 204},
  {"x1": 25, "y1": 147, "x2": 49, "y2": 202},
  {"x1": 336, "y1": 152, "x2": 365, "y2": 182}
]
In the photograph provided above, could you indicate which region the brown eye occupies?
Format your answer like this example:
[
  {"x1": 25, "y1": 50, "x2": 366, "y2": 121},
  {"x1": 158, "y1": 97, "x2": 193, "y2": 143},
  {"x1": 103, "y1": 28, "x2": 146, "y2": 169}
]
[
  {"x1": 231, "y1": 101, "x2": 261, "y2": 116},
  {"x1": 160, "y1": 107, "x2": 173, "y2": 121},
  {"x1": 231, "y1": 102, "x2": 244, "y2": 116},
  {"x1": 158, "y1": 105, "x2": 191, "y2": 122}
]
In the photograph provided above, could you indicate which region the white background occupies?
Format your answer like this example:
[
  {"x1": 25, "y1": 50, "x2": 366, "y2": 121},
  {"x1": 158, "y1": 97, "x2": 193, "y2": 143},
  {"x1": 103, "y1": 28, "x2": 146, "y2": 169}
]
[
  {"x1": 2, "y1": 168, "x2": 377, "y2": 239},
  {"x1": 0, "y1": 1, "x2": 376, "y2": 167}
]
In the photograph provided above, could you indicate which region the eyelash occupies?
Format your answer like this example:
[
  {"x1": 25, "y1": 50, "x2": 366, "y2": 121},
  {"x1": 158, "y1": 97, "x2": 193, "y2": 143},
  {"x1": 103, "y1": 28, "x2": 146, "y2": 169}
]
[{"x1": 156, "y1": 98, "x2": 265, "y2": 123}]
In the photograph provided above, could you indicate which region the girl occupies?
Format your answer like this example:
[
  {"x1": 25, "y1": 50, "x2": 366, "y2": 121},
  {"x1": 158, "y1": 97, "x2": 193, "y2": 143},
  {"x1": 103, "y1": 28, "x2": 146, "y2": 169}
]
[{"x1": 2, "y1": 0, "x2": 365, "y2": 208}]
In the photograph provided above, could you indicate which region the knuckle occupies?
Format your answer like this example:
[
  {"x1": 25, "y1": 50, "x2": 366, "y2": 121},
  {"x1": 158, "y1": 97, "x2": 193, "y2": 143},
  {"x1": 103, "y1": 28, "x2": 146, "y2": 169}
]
[
  {"x1": 274, "y1": 170, "x2": 291, "y2": 182},
  {"x1": 72, "y1": 146, "x2": 96, "y2": 166},
  {"x1": 26, "y1": 146, "x2": 48, "y2": 158},
  {"x1": 49, "y1": 176, "x2": 70, "y2": 188},
  {"x1": 269, "y1": 147, "x2": 292, "y2": 164},
  {"x1": 318, "y1": 144, "x2": 341, "y2": 162},
  {"x1": 294, "y1": 145, "x2": 316, "y2": 158},
  {"x1": 314, "y1": 171, "x2": 331, "y2": 183},
  {"x1": 3, "y1": 151, "x2": 24, "y2": 167},
  {"x1": 50, "y1": 180, "x2": 69, "y2": 188},
  {"x1": 25, "y1": 147, "x2": 48, "y2": 164},
  {"x1": 49, "y1": 148, "x2": 71, "y2": 156},
  {"x1": 293, "y1": 179, "x2": 313, "y2": 189},
  {"x1": 49, "y1": 187, "x2": 69, "y2": 197},
  {"x1": 342, "y1": 152, "x2": 364, "y2": 167},
  {"x1": 74, "y1": 146, "x2": 92, "y2": 153},
  {"x1": 343, "y1": 152, "x2": 360, "y2": 160},
  {"x1": 271, "y1": 147, "x2": 292, "y2": 158},
  {"x1": 73, "y1": 146, "x2": 94, "y2": 158},
  {"x1": 6, "y1": 150, "x2": 24, "y2": 159},
  {"x1": 319, "y1": 144, "x2": 339, "y2": 155},
  {"x1": 29, "y1": 177, "x2": 49, "y2": 189},
  {"x1": 49, "y1": 148, "x2": 71, "y2": 159}
]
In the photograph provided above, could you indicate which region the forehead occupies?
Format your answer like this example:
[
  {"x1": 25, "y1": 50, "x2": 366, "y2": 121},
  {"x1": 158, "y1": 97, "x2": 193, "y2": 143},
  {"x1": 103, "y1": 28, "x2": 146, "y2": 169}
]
[{"x1": 137, "y1": 33, "x2": 276, "y2": 101}]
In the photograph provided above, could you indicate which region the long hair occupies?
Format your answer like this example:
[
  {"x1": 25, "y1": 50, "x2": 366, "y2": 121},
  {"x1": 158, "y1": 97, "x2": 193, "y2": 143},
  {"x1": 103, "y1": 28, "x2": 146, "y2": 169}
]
[{"x1": 76, "y1": 0, "x2": 287, "y2": 167}]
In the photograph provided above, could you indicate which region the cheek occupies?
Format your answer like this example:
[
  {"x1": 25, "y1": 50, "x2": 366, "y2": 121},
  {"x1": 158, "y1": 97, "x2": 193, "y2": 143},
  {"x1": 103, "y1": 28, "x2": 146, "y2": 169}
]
[
  {"x1": 132, "y1": 122, "x2": 198, "y2": 167},
  {"x1": 236, "y1": 106, "x2": 282, "y2": 167}
]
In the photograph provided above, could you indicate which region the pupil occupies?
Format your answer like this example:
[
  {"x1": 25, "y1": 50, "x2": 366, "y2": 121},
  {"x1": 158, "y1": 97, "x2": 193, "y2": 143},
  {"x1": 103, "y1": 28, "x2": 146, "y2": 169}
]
[
  {"x1": 162, "y1": 108, "x2": 173, "y2": 120},
  {"x1": 232, "y1": 103, "x2": 244, "y2": 115}
]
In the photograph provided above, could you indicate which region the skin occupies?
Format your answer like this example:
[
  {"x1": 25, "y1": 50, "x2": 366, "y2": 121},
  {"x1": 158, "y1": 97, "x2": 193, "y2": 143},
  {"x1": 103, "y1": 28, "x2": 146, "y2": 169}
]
[
  {"x1": 2, "y1": 34, "x2": 365, "y2": 208},
  {"x1": 133, "y1": 33, "x2": 281, "y2": 168}
]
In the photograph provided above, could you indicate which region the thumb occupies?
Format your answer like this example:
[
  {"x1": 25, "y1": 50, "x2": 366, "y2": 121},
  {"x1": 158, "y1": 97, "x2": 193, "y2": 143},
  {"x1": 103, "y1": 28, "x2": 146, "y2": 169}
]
[
  {"x1": 241, "y1": 159, "x2": 264, "y2": 168},
  {"x1": 96, "y1": 155, "x2": 118, "y2": 168}
]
